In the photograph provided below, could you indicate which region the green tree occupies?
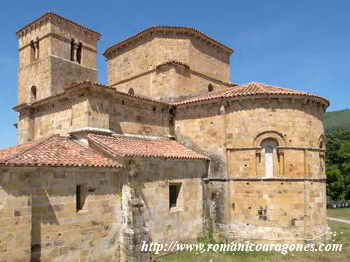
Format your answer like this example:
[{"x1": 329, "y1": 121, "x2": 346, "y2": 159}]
[{"x1": 326, "y1": 130, "x2": 350, "y2": 200}]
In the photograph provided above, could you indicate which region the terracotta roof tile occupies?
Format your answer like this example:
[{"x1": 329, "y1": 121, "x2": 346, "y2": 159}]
[
  {"x1": 0, "y1": 135, "x2": 122, "y2": 168},
  {"x1": 174, "y1": 82, "x2": 329, "y2": 106},
  {"x1": 87, "y1": 134, "x2": 208, "y2": 160},
  {"x1": 0, "y1": 141, "x2": 36, "y2": 160}
]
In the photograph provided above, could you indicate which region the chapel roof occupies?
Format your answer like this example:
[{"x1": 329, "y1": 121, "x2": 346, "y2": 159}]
[
  {"x1": 87, "y1": 133, "x2": 208, "y2": 160},
  {"x1": 173, "y1": 82, "x2": 330, "y2": 106},
  {"x1": 0, "y1": 133, "x2": 208, "y2": 168}
]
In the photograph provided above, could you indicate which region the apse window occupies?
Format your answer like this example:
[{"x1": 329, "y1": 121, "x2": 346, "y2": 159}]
[
  {"x1": 169, "y1": 183, "x2": 182, "y2": 209},
  {"x1": 261, "y1": 139, "x2": 278, "y2": 178},
  {"x1": 76, "y1": 184, "x2": 87, "y2": 212}
]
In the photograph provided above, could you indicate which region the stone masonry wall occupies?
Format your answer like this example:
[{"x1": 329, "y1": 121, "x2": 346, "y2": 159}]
[
  {"x1": 0, "y1": 168, "x2": 32, "y2": 262},
  {"x1": 30, "y1": 167, "x2": 122, "y2": 262},
  {"x1": 17, "y1": 19, "x2": 98, "y2": 105},
  {"x1": 0, "y1": 166, "x2": 123, "y2": 262},
  {"x1": 0, "y1": 157, "x2": 208, "y2": 261},
  {"x1": 175, "y1": 97, "x2": 327, "y2": 242},
  {"x1": 130, "y1": 158, "x2": 208, "y2": 242},
  {"x1": 113, "y1": 63, "x2": 231, "y2": 102},
  {"x1": 87, "y1": 94, "x2": 171, "y2": 137},
  {"x1": 17, "y1": 96, "x2": 89, "y2": 143},
  {"x1": 107, "y1": 34, "x2": 230, "y2": 101}
]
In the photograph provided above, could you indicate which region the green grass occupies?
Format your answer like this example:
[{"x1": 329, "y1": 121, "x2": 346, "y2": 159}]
[
  {"x1": 327, "y1": 208, "x2": 350, "y2": 220},
  {"x1": 156, "y1": 221, "x2": 350, "y2": 262}
]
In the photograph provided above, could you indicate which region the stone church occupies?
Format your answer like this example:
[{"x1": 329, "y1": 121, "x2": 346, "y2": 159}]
[{"x1": 0, "y1": 12, "x2": 329, "y2": 261}]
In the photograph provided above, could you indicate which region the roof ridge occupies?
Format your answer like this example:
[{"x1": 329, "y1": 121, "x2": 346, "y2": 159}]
[
  {"x1": 69, "y1": 138, "x2": 122, "y2": 165},
  {"x1": 173, "y1": 81, "x2": 329, "y2": 106},
  {"x1": 1, "y1": 134, "x2": 60, "y2": 163},
  {"x1": 86, "y1": 133, "x2": 208, "y2": 160},
  {"x1": 86, "y1": 134, "x2": 124, "y2": 158}
]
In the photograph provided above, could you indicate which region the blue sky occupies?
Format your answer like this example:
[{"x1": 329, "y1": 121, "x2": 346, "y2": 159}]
[{"x1": 0, "y1": 0, "x2": 348, "y2": 148}]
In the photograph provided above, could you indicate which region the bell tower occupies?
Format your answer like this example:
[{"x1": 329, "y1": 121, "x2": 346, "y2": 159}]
[{"x1": 16, "y1": 12, "x2": 101, "y2": 104}]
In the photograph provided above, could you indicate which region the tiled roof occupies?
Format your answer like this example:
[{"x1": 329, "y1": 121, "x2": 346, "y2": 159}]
[
  {"x1": 103, "y1": 26, "x2": 233, "y2": 58},
  {"x1": 0, "y1": 141, "x2": 36, "y2": 160},
  {"x1": 87, "y1": 134, "x2": 209, "y2": 160},
  {"x1": 174, "y1": 82, "x2": 329, "y2": 106},
  {"x1": 0, "y1": 135, "x2": 122, "y2": 168}
]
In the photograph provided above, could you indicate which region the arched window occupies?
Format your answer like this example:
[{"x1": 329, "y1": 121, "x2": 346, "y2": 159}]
[
  {"x1": 261, "y1": 139, "x2": 278, "y2": 178},
  {"x1": 31, "y1": 86, "x2": 37, "y2": 102},
  {"x1": 128, "y1": 88, "x2": 135, "y2": 96},
  {"x1": 208, "y1": 83, "x2": 214, "y2": 92},
  {"x1": 30, "y1": 39, "x2": 39, "y2": 62}
]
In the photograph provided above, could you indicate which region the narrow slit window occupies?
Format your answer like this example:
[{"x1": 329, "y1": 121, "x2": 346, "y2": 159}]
[
  {"x1": 169, "y1": 184, "x2": 181, "y2": 208},
  {"x1": 76, "y1": 184, "x2": 87, "y2": 212},
  {"x1": 30, "y1": 41, "x2": 35, "y2": 62},
  {"x1": 31, "y1": 86, "x2": 37, "y2": 102},
  {"x1": 34, "y1": 39, "x2": 39, "y2": 60},
  {"x1": 30, "y1": 40, "x2": 39, "y2": 62},
  {"x1": 70, "y1": 39, "x2": 75, "y2": 61},
  {"x1": 76, "y1": 42, "x2": 82, "y2": 64}
]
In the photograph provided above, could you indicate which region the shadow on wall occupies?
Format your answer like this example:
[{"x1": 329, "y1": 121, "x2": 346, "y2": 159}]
[
  {"x1": 0, "y1": 167, "x2": 122, "y2": 261},
  {"x1": 31, "y1": 186, "x2": 59, "y2": 262}
]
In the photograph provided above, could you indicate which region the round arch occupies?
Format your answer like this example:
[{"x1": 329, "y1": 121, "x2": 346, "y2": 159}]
[{"x1": 254, "y1": 130, "x2": 286, "y2": 147}]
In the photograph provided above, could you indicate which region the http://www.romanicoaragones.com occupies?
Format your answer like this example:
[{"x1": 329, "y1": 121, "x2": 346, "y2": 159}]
[{"x1": 141, "y1": 241, "x2": 343, "y2": 255}]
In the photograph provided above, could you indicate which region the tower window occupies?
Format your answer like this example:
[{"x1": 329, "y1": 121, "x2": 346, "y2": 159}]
[
  {"x1": 30, "y1": 41, "x2": 35, "y2": 62},
  {"x1": 169, "y1": 183, "x2": 181, "y2": 209},
  {"x1": 70, "y1": 39, "x2": 83, "y2": 64},
  {"x1": 30, "y1": 39, "x2": 39, "y2": 62},
  {"x1": 76, "y1": 184, "x2": 87, "y2": 212},
  {"x1": 30, "y1": 86, "x2": 37, "y2": 102},
  {"x1": 128, "y1": 88, "x2": 135, "y2": 96},
  {"x1": 208, "y1": 83, "x2": 214, "y2": 92}
]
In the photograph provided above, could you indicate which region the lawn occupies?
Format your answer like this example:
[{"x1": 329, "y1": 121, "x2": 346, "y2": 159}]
[
  {"x1": 327, "y1": 208, "x2": 350, "y2": 220},
  {"x1": 156, "y1": 221, "x2": 350, "y2": 262}
]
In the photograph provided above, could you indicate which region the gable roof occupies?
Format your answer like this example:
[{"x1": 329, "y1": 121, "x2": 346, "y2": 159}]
[
  {"x1": 174, "y1": 82, "x2": 329, "y2": 106},
  {"x1": 103, "y1": 26, "x2": 233, "y2": 58},
  {"x1": 0, "y1": 135, "x2": 122, "y2": 168},
  {"x1": 87, "y1": 134, "x2": 208, "y2": 160}
]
